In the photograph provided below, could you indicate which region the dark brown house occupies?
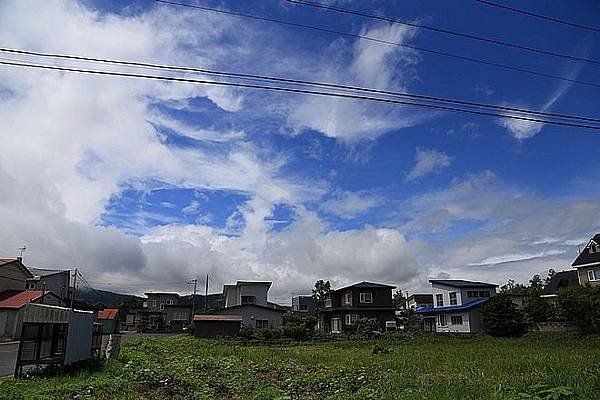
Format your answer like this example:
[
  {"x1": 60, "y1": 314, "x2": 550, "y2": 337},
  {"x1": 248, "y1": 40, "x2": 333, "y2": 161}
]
[{"x1": 320, "y1": 281, "x2": 396, "y2": 334}]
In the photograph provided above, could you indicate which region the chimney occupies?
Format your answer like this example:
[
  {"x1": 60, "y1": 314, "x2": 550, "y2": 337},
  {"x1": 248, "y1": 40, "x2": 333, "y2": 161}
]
[{"x1": 17, "y1": 256, "x2": 22, "y2": 262}]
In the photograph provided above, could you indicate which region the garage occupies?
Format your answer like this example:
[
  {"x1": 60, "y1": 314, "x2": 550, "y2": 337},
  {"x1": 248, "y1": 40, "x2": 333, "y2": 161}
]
[{"x1": 193, "y1": 315, "x2": 242, "y2": 338}]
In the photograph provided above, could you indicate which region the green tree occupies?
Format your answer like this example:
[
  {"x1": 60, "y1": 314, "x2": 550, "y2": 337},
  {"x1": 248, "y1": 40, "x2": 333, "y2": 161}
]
[
  {"x1": 529, "y1": 274, "x2": 544, "y2": 293},
  {"x1": 500, "y1": 279, "x2": 528, "y2": 295},
  {"x1": 312, "y1": 280, "x2": 331, "y2": 311},
  {"x1": 392, "y1": 290, "x2": 406, "y2": 310},
  {"x1": 481, "y1": 293, "x2": 526, "y2": 337}
]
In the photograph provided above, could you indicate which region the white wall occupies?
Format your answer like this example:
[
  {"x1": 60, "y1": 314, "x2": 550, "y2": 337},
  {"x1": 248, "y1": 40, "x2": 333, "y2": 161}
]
[{"x1": 435, "y1": 311, "x2": 471, "y2": 333}]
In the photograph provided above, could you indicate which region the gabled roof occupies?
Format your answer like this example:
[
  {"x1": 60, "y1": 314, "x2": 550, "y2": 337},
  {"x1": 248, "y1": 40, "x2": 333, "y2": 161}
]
[
  {"x1": 0, "y1": 258, "x2": 34, "y2": 278},
  {"x1": 98, "y1": 308, "x2": 119, "y2": 320},
  {"x1": 144, "y1": 292, "x2": 180, "y2": 296},
  {"x1": 0, "y1": 290, "x2": 57, "y2": 309},
  {"x1": 571, "y1": 234, "x2": 600, "y2": 267},
  {"x1": 333, "y1": 281, "x2": 396, "y2": 292},
  {"x1": 194, "y1": 315, "x2": 242, "y2": 322},
  {"x1": 541, "y1": 270, "x2": 579, "y2": 296},
  {"x1": 27, "y1": 267, "x2": 69, "y2": 278},
  {"x1": 429, "y1": 279, "x2": 498, "y2": 288},
  {"x1": 416, "y1": 298, "x2": 489, "y2": 314}
]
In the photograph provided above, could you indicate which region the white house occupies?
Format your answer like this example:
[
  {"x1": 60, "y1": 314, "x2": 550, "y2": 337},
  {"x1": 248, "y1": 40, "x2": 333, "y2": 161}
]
[
  {"x1": 220, "y1": 281, "x2": 285, "y2": 329},
  {"x1": 416, "y1": 279, "x2": 498, "y2": 333}
]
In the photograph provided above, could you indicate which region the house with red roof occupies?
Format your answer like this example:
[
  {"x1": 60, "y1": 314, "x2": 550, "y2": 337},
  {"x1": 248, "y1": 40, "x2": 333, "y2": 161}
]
[
  {"x1": 0, "y1": 290, "x2": 62, "y2": 339},
  {"x1": 97, "y1": 308, "x2": 120, "y2": 334}
]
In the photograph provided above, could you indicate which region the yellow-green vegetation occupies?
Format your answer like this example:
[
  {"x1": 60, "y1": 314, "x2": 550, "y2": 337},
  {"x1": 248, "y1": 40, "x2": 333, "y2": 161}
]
[{"x1": 2, "y1": 333, "x2": 599, "y2": 399}]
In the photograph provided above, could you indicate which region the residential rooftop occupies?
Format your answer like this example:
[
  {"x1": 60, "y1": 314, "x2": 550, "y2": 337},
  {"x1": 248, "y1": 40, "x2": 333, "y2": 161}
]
[
  {"x1": 333, "y1": 281, "x2": 396, "y2": 292},
  {"x1": 571, "y1": 233, "x2": 600, "y2": 267},
  {"x1": 429, "y1": 279, "x2": 498, "y2": 288}
]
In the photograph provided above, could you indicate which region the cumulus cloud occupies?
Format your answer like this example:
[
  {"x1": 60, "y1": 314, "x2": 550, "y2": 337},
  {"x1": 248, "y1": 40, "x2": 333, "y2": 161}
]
[{"x1": 406, "y1": 148, "x2": 452, "y2": 181}]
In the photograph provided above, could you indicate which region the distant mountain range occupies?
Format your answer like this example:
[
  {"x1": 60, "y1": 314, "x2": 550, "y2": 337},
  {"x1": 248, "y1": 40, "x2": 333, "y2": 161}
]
[{"x1": 76, "y1": 287, "x2": 226, "y2": 310}]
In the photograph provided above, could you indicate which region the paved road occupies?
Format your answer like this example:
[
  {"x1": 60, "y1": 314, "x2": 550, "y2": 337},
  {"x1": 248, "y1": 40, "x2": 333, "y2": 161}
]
[{"x1": 0, "y1": 342, "x2": 18, "y2": 377}]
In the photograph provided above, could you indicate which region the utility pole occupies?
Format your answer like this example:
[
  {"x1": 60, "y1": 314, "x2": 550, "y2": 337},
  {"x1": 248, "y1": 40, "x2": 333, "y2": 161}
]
[
  {"x1": 204, "y1": 274, "x2": 209, "y2": 314},
  {"x1": 70, "y1": 268, "x2": 78, "y2": 310},
  {"x1": 188, "y1": 278, "x2": 198, "y2": 318}
]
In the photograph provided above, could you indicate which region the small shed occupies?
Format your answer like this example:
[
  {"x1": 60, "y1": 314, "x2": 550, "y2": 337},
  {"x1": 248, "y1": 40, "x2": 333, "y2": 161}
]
[
  {"x1": 193, "y1": 315, "x2": 242, "y2": 338},
  {"x1": 97, "y1": 308, "x2": 120, "y2": 334}
]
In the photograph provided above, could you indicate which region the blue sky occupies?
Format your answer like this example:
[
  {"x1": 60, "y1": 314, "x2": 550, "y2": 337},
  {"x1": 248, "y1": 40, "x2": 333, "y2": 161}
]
[{"x1": 0, "y1": 0, "x2": 599, "y2": 301}]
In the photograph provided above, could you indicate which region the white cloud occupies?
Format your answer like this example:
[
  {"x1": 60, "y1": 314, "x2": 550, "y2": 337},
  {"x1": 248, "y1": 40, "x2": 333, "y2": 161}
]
[
  {"x1": 321, "y1": 190, "x2": 380, "y2": 219},
  {"x1": 289, "y1": 23, "x2": 428, "y2": 142},
  {"x1": 406, "y1": 148, "x2": 452, "y2": 181},
  {"x1": 498, "y1": 62, "x2": 581, "y2": 139}
]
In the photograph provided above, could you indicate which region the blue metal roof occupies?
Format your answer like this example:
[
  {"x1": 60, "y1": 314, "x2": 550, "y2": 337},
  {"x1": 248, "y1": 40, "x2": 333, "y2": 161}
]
[{"x1": 415, "y1": 298, "x2": 488, "y2": 314}]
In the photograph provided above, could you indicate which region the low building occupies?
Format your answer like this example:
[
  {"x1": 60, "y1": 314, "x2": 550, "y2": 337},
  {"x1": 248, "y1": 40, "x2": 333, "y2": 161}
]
[
  {"x1": 320, "y1": 281, "x2": 396, "y2": 334},
  {"x1": 0, "y1": 290, "x2": 62, "y2": 339},
  {"x1": 406, "y1": 294, "x2": 433, "y2": 310},
  {"x1": 193, "y1": 315, "x2": 243, "y2": 338},
  {"x1": 291, "y1": 295, "x2": 317, "y2": 317},
  {"x1": 97, "y1": 308, "x2": 120, "y2": 334},
  {"x1": 416, "y1": 279, "x2": 498, "y2": 333},
  {"x1": 164, "y1": 304, "x2": 192, "y2": 332}
]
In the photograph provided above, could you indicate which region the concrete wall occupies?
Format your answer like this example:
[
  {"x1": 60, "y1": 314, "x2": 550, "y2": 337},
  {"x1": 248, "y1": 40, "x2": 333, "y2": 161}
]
[
  {"x1": 146, "y1": 294, "x2": 179, "y2": 312},
  {"x1": 433, "y1": 309, "x2": 486, "y2": 333},
  {"x1": 0, "y1": 262, "x2": 29, "y2": 292},
  {"x1": 225, "y1": 284, "x2": 270, "y2": 307},
  {"x1": 221, "y1": 305, "x2": 283, "y2": 328},
  {"x1": 291, "y1": 296, "x2": 316, "y2": 317}
]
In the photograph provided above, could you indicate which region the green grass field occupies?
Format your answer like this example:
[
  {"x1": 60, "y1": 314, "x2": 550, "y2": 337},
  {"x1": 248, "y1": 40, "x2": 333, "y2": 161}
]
[{"x1": 1, "y1": 333, "x2": 599, "y2": 399}]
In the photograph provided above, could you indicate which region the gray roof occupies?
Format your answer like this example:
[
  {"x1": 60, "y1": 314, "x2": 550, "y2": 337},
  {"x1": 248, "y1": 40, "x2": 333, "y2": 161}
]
[
  {"x1": 27, "y1": 267, "x2": 69, "y2": 278},
  {"x1": 429, "y1": 279, "x2": 498, "y2": 288},
  {"x1": 541, "y1": 270, "x2": 579, "y2": 296},
  {"x1": 333, "y1": 281, "x2": 396, "y2": 292},
  {"x1": 571, "y1": 234, "x2": 600, "y2": 267}
]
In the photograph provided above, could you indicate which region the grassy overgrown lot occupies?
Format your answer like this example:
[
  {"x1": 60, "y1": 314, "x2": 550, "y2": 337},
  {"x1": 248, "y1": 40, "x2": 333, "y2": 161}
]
[{"x1": 2, "y1": 333, "x2": 599, "y2": 400}]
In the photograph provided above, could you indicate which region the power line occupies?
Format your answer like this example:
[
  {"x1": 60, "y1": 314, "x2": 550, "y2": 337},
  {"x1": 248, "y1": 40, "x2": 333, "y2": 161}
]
[
  {"x1": 148, "y1": 0, "x2": 600, "y2": 89},
  {"x1": 286, "y1": 0, "x2": 600, "y2": 66},
  {"x1": 2, "y1": 47, "x2": 598, "y2": 124},
  {"x1": 475, "y1": 0, "x2": 600, "y2": 34},
  {"x1": 1, "y1": 59, "x2": 600, "y2": 131}
]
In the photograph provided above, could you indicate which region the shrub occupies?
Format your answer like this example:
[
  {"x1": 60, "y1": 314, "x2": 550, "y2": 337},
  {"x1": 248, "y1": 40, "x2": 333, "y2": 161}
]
[
  {"x1": 395, "y1": 309, "x2": 421, "y2": 333},
  {"x1": 558, "y1": 286, "x2": 600, "y2": 332},
  {"x1": 239, "y1": 325, "x2": 256, "y2": 339},
  {"x1": 481, "y1": 293, "x2": 526, "y2": 337},
  {"x1": 356, "y1": 318, "x2": 380, "y2": 337}
]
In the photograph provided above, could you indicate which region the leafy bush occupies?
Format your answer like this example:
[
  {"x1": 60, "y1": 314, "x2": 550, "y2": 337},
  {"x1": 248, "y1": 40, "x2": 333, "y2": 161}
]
[
  {"x1": 239, "y1": 325, "x2": 256, "y2": 339},
  {"x1": 481, "y1": 293, "x2": 526, "y2": 337},
  {"x1": 395, "y1": 309, "x2": 421, "y2": 333},
  {"x1": 558, "y1": 286, "x2": 600, "y2": 332},
  {"x1": 356, "y1": 318, "x2": 380, "y2": 337}
]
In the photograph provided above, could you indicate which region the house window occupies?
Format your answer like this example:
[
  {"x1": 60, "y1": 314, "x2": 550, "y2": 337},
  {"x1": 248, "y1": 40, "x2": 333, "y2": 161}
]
[
  {"x1": 331, "y1": 318, "x2": 341, "y2": 333},
  {"x1": 152, "y1": 300, "x2": 157, "y2": 308},
  {"x1": 437, "y1": 314, "x2": 447, "y2": 326},
  {"x1": 359, "y1": 292, "x2": 373, "y2": 303},
  {"x1": 343, "y1": 292, "x2": 352, "y2": 304},
  {"x1": 479, "y1": 291, "x2": 490, "y2": 298},
  {"x1": 255, "y1": 319, "x2": 269, "y2": 329},
  {"x1": 345, "y1": 314, "x2": 359, "y2": 325},
  {"x1": 435, "y1": 294, "x2": 444, "y2": 307},
  {"x1": 160, "y1": 303, "x2": 165, "y2": 310},
  {"x1": 588, "y1": 269, "x2": 598, "y2": 282},
  {"x1": 449, "y1": 292, "x2": 458, "y2": 305},
  {"x1": 467, "y1": 291, "x2": 476, "y2": 298},
  {"x1": 143, "y1": 301, "x2": 148, "y2": 308},
  {"x1": 27, "y1": 282, "x2": 36, "y2": 290},
  {"x1": 590, "y1": 242, "x2": 600, "y2": 254},
  {"x1": 451, "y1": 315, "x2": 463, "y2": 325},
  {"x1": 241, "y1": 296, "x2": 256, "y2": 304},
  {"x1": 299, "y1": 304, "x2": 309, "y2": 311},
  {"x1": 167, "y1": 300, "x2": 174, "y2": 305},
  {"x1": 324, "y1": 296, "x2": 332, "y2": 308}
]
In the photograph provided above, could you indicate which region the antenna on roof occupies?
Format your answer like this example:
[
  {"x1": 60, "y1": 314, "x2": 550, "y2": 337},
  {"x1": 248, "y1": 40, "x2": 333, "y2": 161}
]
[
  {"x1": 577, "y1": 244, "x2": 581, "y2": 254},
  {"x1": 17, "y1": 245, "x2": 26, "y2": 262}
]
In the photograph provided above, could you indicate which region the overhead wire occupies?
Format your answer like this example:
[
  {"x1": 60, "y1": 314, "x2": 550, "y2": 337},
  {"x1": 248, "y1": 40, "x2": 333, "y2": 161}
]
[
  {"x1": 1, "y1": 47, "x2": 598, "y2": 124},
  {"x1": 148, "y1": 0, "x2": 600, "y2": 90},
  {"x1": 286, "y1": 0, "x2": 600, "y2": 66},
  {"x1": 1, "y1": 58, "x2": 600, "y2": 131}
]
